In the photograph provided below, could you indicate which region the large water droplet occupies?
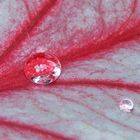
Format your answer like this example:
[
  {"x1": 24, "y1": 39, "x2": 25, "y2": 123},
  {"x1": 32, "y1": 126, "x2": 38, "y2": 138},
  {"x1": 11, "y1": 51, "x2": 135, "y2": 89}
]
[
  {"x1": 119, "y1": 98, "x2": 134, "y2": 112},
  {"x1": 24, "y1": 53, "x2": 61, "y2": 85}
]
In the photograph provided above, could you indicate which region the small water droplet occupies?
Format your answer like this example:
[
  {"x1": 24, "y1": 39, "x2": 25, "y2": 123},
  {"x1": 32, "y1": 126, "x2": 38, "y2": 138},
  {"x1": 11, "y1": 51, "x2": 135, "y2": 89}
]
[
  {"x1": 24, "y1": 53, "x2": 61, "y2": 85},
  {"x1": 119, "y1": 98, "x2": 134, "y2": 112}
]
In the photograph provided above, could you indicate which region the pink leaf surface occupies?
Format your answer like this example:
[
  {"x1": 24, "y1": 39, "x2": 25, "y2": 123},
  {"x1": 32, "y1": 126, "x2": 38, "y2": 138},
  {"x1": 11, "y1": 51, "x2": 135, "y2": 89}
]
[{"x1": 0, "y1": 0, "x2": 140, "y2": 140}]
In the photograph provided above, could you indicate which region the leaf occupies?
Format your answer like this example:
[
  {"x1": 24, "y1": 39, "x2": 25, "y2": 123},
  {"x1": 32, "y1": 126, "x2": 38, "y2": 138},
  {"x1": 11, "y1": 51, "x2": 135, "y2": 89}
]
[{"x1": 0, "y1": 0, "x2": 140, "y2": 139}]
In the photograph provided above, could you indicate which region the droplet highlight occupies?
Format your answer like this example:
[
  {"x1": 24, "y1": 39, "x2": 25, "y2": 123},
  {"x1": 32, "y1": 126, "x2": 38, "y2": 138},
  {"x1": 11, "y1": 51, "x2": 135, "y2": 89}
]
[
  {"x1": 24, "y1": 53, "x2": 61, "y2": 85},
  {"x1": 119, "y1": 98, "x2": 134, "y2": 112}
]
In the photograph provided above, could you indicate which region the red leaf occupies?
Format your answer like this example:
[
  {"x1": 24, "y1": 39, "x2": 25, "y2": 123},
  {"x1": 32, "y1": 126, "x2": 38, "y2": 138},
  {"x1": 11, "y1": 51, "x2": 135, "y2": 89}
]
[{"x1": 0, "y1": 0, "x2": 140, "y2": 139}]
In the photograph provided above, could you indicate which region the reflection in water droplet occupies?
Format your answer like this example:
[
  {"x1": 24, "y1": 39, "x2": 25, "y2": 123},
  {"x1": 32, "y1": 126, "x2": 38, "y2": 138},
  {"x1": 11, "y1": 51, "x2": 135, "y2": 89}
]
[
  {"x1": 24, "y1": 53, "x2": 61, "y2": 85},
  {"x1": 119, "y1": 98, "x2": 134, "y2": 112}
]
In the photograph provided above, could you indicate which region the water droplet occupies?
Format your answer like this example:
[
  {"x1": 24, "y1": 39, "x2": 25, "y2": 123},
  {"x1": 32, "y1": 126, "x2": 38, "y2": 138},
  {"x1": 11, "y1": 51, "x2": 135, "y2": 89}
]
[
  {"x1": 119, "y1": 98, "x2": 134, "y2": 112},
  {"x1": 24, "y1": 53, "x2": 61, "y2": 85}
]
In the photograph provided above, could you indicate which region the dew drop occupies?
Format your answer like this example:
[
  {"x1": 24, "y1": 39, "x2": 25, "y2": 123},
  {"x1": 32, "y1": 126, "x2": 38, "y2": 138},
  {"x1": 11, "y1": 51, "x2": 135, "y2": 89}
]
[
  {"x1": 24, "y1": 53, "x2": 61, "y2": 85},
  {"x1": 119, "y1": 98, "x2": 134, "y2": 112}
]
